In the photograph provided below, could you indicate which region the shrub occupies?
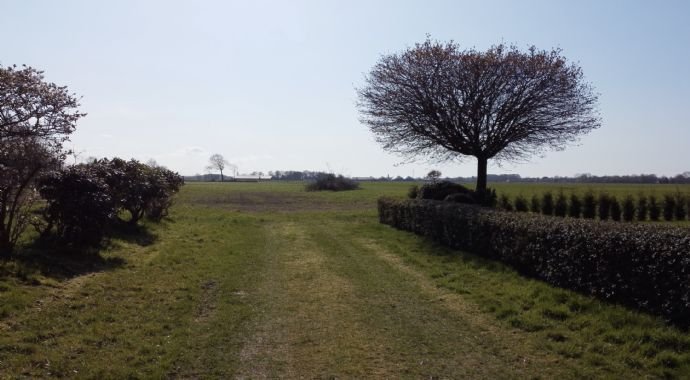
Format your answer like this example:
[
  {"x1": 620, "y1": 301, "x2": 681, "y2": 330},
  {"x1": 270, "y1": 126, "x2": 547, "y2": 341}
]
[
  {"x1": 514, "y1": 195, "x2": 529, "y2": 212},
  {"x1": 88, "y1": 158, "x2": 184, "y2": 224},
  {"x1": 568, "y1": 193, "x2": 582, "y2": 218},
  {"x1": 444, "y1": 193, "x2": 476, "y2": 204},
  {"x1": 582, "y1": 191, "x2": 597, "y2": 219},
  {"x1": 622, "y1": 195, "x2": 636, "y2": 222},
  {"x1": 498, "y1": 194, "x2": 513, "y2": 211},
  {"x1": 144, "y1": 166, "x2": 185, "y2": 221},
  {"x1": 378, "y1": 198, "x2": 690, "y2": 323},
  {"x1": 417, "y1": 181, "x2": 471, "y2": 201},
  {"x1": 610, "y1": 196, "x2": 622, "y2": 222},
  {"x1": 37, "y1": 166, "x2": 115, "y2": 248},
  {"x1": 407, "y1": 185, "x2": 419, "y2": 199},
  {"x1": 541, "y1": 192, "x2": 554, "y2": 216},
  {"x1": 598, "y1": 193, "x2": 611, "y2": 220},
  {"x1": 649, "y1": 195, "x2": 661, "y2": 221},
  {"x1": 530, "y1": 194, "x2": 541, "y2": 213},
  {"x1": 554, "y1": 191, "x2": 567, "y2": 217},
  {"x1": 674, "y1": 192, "x2": 687, "y2": 221},
  {"x1": 663, "y1": 194, "x2": 676, "y2": 221},
  {"x1": 637, "y1": 195, "x2": 648, "y2": 221},
  {"x1": 305, "y1": 173, "x2": 360, "y2": 192},
  {"x1": 476, "y1": 188, "x2": 498, "y2": 208}
]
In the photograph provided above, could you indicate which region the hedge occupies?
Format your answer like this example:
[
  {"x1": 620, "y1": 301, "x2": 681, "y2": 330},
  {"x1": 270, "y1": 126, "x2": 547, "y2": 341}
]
[{"x1": 378, "y1": 198, "x2": 690, "y2": 323}]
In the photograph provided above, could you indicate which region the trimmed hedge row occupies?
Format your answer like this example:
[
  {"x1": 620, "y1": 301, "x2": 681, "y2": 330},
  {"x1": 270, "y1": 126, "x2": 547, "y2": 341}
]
[{"x1": 378, "y1": 198, "x2": 690, "y2": 323}]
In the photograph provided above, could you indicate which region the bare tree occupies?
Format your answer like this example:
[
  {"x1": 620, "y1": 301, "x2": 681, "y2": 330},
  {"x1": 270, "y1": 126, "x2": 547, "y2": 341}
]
[
  {"x1": 0, "y1": 65, "x2": 84, "y2": 255},
  {"x1": 206, "y1": 153, "x2": 234, "y2": 182},
  {"x1": 357, "y1": 39, "x2": 600, "y2": 194}
]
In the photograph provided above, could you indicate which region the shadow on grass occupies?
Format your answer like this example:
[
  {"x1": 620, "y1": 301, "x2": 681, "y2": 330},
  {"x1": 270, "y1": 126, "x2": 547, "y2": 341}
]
[
  {"x1": 108, "y1": 221, "x2": 159, "y2": 247},
  {"x1": 0, "y1": 222, "x2": 158, "y2": 283}
]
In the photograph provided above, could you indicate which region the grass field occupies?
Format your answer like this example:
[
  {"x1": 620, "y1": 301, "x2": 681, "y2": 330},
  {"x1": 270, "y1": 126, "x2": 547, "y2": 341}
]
[{"x1": 1, "y1": 181, "x2": 689, "y2": 378}]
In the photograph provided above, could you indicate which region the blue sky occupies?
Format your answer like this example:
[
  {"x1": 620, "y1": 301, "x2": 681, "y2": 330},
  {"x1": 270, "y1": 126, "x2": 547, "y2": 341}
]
[{"x1": 2, "y1": 0, "x2": 689, "y2": 177}]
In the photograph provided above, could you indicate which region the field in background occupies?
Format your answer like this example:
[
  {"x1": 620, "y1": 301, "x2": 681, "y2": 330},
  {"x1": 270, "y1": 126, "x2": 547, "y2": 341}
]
[
  {"x1": 0, "y1": 181, "x2": 689, "y2": 378},
  {"x1": 487, "y1": 182, "x2": 690, "y2": 198}
]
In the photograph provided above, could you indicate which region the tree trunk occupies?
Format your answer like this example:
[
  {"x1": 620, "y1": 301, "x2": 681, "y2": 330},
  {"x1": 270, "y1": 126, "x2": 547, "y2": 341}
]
[
  {"x1": 476, "y1": 156, "x2": 488, "y2": 195},
  {"x1": 220, "y1": 170, "x2": 224, "y2": 182}
]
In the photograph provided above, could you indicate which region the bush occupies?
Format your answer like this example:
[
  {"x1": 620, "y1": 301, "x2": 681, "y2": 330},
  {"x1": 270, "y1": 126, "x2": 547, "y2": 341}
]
[
  {"x1": 554, "y1": 191, "x2": 567, "y2": 217},
  {"x1": 530, "y1": 194, "x2": 541, "y2": 213},
  {"x1": 498, "y1": 194, "x2": 513, "y2": 211},
  {"x1": 610, "y1": 196, "x2": 622, "y2": 222},
  {"x1": 378, "y1": 198, "x2": 690, "y2": 323},
  {"x1": 598, "y1": 193, "x2": 611, "y2": 220},
  {"x1": 37, "y1": 166, "x2": 115, "y2": 248},
  {"x1": 514, "y1": 195, "x2": 529, "y2": 212},
  {"x1": 637, "y1": 195, "x2": 648, "y2": 221},
  {"x1": 417, "y1": 181, "x2": 471, "y2": 201},
  {"x1": 622, "y1": 195, "x2": 636, "y2": 222},
  {"x1": 305, "y1": 173, "x2": 360, "y2": 192},
  {"x1": 541, "y1": 192, "x2": 554, "y2": 216},
  {"x1": 144, "y1": 166, "x2": 185, "y2": 221},
  {"x1": 568, "y1": 193, "x2": 582, "y2": 218},
  {"x1": 663, "y1": 194, "x2": 676, "y2": 221},
  {"x1": 582, "y1": 191, "x2": 597, "y2": 219},
  {"x1": 649, "y1": 195, "x2": 661, "y2": 221},
  {"x1": 444, "y1": 193, "x2": 476, "y2": 204},
  {"x1": 89, "y1": 158, "x2": 184, "y2": 224},
  {"x1": 407, "y1": 185, "x2": 419, "y2": 199}
]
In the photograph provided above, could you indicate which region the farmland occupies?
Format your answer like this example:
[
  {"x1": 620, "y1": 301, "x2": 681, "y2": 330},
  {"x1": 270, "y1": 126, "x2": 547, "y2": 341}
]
[{"x1": 1, "y1": 181, "x2": 689, "y2": 378}]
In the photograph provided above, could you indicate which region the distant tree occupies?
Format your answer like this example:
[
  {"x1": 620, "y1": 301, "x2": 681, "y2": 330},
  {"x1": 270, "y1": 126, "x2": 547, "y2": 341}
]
[
  {"x1": 358, "y1": 38, "x2": 600, "y2": 195},
  {"x1": 206, "y1": 154, "x2": 233, "y2": 182},
  {"x1": 426, "y1": 170, "x2": 442, "y2": 183},
  {"x1": 0, "y1": 65, "x2": 84, "y2": 256}
]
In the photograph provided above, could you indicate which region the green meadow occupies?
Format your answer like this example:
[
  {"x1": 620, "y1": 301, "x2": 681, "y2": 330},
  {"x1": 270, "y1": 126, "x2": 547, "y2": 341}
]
[{"x1": 1, "y1": 181, "x2": 689, "y2": 378}]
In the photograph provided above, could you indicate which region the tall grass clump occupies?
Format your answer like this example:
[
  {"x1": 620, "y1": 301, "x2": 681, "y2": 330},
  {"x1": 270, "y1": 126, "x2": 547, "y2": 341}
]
[
  {"x1": 568, "y1": 193, "x2": 582, "y2": 218},
  {"x1": 649, "y1": 195, "x2": 661, "y2": 221},
  {"x1": 582, "y1": 191, "x2": 596, "y2": 219},
  {"x1": 514, "y1": 194, "x2": 529, "y2": 212},
  {"x1": 622, "y1": 195, "x2": 635, "y2": 222},
  {"x1": 541, "y1": 192, "x2": 554, "y2": 216},
  {"x1": 663, "y1": 194, "x2": 676, "y2": 221},
  {"x1": 554, "y1": 191, "x2": 567, "y2": 217},
  {"x1": 636, "y1": 194, "x2": 648, "y2": 221},
  {"x1": 598, "y1": 193, "x2": 611, "y2": 221}
]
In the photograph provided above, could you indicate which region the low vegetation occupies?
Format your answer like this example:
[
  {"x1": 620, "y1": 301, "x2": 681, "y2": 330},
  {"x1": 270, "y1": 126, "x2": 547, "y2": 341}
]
[
  {"x1": 305, "y1": 173, "x2": 360, "y2": 192},
  {"x1": 378, "y1": 198, "x2": 690, "y2": 324},
  {"x1": 1, "y1": 182, "x2": 689, "y2": 377}
]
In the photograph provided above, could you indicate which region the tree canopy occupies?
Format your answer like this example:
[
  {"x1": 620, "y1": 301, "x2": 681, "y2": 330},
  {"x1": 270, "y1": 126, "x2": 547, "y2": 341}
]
[
  {"x1": 357, "y1": 39, "x2": 601, "y2": 193},
  {"x1": 0, "y1": 65, "x2": 84, "y2": 255}
]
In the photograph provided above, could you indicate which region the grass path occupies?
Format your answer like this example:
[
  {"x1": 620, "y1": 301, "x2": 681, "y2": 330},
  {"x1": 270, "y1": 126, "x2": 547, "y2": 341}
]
[
  {"x1": 231, "y1": 217, "x2": 579, "y2": 378},
  {"x1": 1, "y1": 183, "x2": 688, "y2": 378}
]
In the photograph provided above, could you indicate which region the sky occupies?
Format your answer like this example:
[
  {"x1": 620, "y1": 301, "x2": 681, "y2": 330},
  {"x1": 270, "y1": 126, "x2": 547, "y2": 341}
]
[{"x1": 1, "y1": 0, "x2": 689, "y2": 177}]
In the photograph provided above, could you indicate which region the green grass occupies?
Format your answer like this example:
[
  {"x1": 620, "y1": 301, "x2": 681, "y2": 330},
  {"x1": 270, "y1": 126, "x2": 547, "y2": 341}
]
[{"x1": 0, "y1": 181, "x2": 689, "y2": 377}]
